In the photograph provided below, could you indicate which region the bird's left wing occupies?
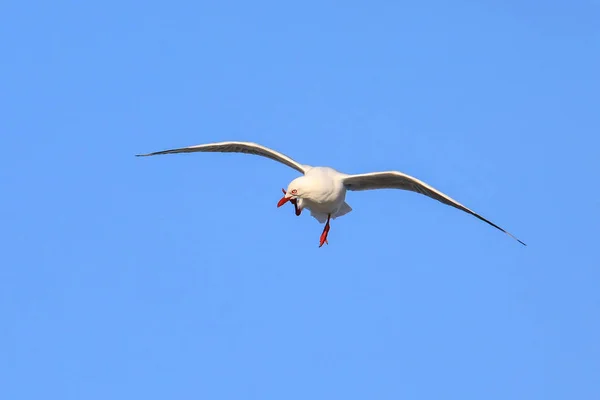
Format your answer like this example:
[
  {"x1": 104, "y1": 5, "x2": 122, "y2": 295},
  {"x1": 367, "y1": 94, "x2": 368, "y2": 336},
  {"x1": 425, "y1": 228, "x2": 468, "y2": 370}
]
[
  {"x1": 343, "y1": 171, "x2": 526, "y2": 245},
  {"x1": 136, "y1": 141, "x2": 309, "y2": 174}
]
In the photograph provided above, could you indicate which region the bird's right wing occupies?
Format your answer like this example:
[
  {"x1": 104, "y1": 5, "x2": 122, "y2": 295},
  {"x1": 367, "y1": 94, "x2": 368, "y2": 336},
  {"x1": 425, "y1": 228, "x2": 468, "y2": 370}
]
[
  {"x1": 343, "y1": 171, "x2": 526, "y2": 246},
  {"x1": 136, "y1": 141, "x2": 309, "y2": 174}
]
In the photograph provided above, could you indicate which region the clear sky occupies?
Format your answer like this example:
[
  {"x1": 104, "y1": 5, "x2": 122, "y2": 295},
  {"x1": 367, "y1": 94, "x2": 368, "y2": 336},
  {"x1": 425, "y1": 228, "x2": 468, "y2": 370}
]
[{"x1": 1, "y1": 1, "x2": 599, "y2": 399}]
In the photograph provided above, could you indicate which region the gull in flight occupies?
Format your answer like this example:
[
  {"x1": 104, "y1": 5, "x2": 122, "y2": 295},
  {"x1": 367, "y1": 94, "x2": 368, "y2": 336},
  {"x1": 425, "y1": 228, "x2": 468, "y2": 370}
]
[{"x1": 136, "y1": 141, "x2": 526, "y2": 247}]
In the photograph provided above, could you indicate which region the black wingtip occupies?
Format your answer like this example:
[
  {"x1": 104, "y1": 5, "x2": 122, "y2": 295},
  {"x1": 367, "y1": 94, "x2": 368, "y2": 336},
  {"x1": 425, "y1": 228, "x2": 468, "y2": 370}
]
[{"x1": 509, "y1": 234, "x2": 527, "y2": 246}]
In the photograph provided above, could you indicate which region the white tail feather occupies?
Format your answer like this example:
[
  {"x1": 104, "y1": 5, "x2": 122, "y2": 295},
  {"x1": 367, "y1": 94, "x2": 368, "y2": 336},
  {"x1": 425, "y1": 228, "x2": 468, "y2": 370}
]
[{"x1": 309, "y1": 202, "x2": 353, "y2": 223}]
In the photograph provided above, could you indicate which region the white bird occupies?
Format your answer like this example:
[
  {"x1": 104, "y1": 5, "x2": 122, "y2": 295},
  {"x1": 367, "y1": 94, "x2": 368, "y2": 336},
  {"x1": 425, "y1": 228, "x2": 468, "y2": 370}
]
[{"x1": 136, "y1": 141, "x2": 526, "y2": 247}]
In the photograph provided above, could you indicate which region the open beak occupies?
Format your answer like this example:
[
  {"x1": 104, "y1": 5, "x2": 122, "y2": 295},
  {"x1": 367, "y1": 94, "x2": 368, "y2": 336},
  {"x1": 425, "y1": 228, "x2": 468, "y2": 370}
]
[
  {"x1": 277, "y1": 188, "x2": 291, "y2": 207},
  {"x1": 278, "y1": 188, "x2": 302, "y2": 215}
]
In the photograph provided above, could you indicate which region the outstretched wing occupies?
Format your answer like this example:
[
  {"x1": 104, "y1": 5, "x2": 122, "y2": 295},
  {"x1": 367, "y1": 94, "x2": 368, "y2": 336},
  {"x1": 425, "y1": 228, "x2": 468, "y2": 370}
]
[
  {"x1": 136, "y1": 141, "x2": 308, "y2": 174},
  {"x1": 343, "y1": 171, "x2": 526, "y2": 246}
]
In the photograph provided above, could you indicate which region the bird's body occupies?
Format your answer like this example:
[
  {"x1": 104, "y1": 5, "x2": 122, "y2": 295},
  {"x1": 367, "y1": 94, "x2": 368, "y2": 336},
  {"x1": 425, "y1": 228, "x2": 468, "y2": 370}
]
[
  {"x1": 137, "y1": 141, "x2": 526, "y2": 247},
  {"x1": 288, "y1": 167, "x2": 352, "y2": 223}
]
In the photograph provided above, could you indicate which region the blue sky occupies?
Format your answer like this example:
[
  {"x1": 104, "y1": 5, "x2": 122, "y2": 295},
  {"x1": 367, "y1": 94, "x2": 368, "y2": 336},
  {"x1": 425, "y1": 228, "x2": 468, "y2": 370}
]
[{"x1": 1, "y1": 1, "x2": 599, "y2": 399}]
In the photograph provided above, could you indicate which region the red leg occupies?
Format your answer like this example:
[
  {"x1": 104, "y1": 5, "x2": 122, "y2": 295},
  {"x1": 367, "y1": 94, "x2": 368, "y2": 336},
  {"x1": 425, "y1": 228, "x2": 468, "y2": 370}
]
[{"x1": 319, "y1": 214, "x2": 331, "y2": 248}]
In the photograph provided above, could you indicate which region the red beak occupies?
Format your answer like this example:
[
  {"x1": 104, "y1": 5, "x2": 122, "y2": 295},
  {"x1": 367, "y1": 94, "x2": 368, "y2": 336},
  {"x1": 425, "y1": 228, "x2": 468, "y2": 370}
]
[
  {"x1": 277, "y1": 196, "x2": 290, "y2": 207},
  {"x1": 277, "y1": 188, "x2": 291, "y2": 207},
  {"x1": 278, "y1": 188, "x2": 302, "y2": 215}
]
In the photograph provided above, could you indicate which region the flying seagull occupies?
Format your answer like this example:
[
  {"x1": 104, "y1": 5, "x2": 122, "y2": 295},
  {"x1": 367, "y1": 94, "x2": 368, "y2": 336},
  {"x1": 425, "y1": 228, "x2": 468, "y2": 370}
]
[{"x1": 136, "y1": 141, "x2": 526, "y2": 247}]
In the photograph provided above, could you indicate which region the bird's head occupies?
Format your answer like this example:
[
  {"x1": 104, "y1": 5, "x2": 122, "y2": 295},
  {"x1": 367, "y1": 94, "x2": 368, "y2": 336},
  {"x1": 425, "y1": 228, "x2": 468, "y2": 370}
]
[{"x1": 277, "y1": 177, "x2": 307, "y2": 207}]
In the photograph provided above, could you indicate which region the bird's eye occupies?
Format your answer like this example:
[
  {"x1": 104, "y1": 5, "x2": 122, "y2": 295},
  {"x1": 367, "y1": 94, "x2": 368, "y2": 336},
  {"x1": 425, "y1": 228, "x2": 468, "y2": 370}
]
[{"x1": 291, "y1": 189, "x2": 297, "y2": 194}]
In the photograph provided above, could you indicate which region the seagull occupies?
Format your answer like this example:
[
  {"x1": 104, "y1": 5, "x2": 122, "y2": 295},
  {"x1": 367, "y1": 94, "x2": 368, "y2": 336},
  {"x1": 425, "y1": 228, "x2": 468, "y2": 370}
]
[{"x1": 136, "y1": 141, "x2": 526, "y2": 247}]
